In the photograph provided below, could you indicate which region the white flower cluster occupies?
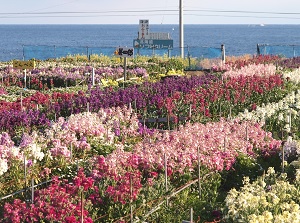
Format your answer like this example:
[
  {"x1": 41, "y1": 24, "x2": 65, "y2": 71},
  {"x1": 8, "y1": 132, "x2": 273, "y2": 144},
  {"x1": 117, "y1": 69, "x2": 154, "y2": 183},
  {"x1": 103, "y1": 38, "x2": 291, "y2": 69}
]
[
  {"x1": 283, "y1": 68, "x2": 300, "y2": 83},
  {"x1": 237, "y1": 90, "x2": 300, "y2": 127},
  {"x1": 24, "y1": 143, "x2": 44, "y2": 162},
  {"x1": 0, "y1": 158, "x2": 8, "y2": 176},
  {"x1": 224, "y1": 167, "x2": 300, "y2": 223}
]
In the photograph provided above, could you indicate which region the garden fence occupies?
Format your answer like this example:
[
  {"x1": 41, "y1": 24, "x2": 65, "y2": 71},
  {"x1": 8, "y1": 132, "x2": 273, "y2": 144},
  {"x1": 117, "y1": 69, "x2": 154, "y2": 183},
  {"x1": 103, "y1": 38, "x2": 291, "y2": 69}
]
[
  {"x1": 22, "y1": 45, "x2": 223, "y2": 61},
  {"x1": 257, "y1": 44, "x2": 300, "y2": 58}
]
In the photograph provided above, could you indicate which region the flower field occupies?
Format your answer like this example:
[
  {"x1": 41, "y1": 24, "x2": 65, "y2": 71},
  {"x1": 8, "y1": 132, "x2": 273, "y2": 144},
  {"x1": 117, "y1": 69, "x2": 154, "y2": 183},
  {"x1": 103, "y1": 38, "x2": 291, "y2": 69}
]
[{"x1": 1, "y1": 55, "x2": 300, "y2": 222}]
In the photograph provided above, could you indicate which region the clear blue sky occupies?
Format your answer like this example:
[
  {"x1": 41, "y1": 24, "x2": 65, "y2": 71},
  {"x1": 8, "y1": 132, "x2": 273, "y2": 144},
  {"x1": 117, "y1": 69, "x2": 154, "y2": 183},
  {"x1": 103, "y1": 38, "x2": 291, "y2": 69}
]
[{"x1": 1, "y1": 0, "x2": 300, "y2": 24}]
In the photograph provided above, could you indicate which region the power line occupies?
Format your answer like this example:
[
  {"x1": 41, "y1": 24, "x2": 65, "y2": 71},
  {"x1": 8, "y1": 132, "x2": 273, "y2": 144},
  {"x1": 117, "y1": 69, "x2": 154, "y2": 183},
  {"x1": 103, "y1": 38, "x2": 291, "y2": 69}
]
[
  {"x1": 0, "y1": 15, "x2": 298, "y2": 20},
  {"x1": 0, "y1": 9, "x2": 300, "y2": 15},
  {"x1": 1, "y1": 9, "x2": 300, "y2": 21},
  {"x1": 0, "y1": 9, "x2": 178, "y2": 15},
  {"x1": 188, "y1": 14, "x2": 300, "y2": 20},
  {"x1": 186, "y1": 9, "x2": 300, "y2": 15},
  {"x1": 1, "y1": 13, "x2": 300, "y2": 20}
]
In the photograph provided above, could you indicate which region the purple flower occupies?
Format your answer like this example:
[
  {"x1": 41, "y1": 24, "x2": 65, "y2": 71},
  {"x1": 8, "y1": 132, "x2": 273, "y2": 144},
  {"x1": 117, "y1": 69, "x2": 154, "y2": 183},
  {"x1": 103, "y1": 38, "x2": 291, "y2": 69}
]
[
  {"x1": 19, "y1": 133, "x2": 34, "y2": 148},
  {"x1": 26, "y1": 159, "x2": 33, "y2": 167}
]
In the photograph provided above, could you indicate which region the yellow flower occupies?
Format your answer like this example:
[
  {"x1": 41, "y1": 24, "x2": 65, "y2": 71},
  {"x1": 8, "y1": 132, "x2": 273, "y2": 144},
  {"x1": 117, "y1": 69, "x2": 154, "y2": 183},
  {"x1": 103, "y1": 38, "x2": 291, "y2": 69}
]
[
  {"x1": 243, "y1": 176, "x2": 250, "y2": 185},
  {"x1": 290, "y1": 203, "x2": 299, "y2": 213},
  {"x1": 263, "y1": 211, "x2": 273, "y2": 221},
  {"x1": 249, "y1": 214, "x2": 259, "y2": 223},
  {"x1": 266, "y1": 167, "x2": 275, "y2": 175},
  {"x1": 272, "y1": 194, "x2": 280, "y2": 205}
]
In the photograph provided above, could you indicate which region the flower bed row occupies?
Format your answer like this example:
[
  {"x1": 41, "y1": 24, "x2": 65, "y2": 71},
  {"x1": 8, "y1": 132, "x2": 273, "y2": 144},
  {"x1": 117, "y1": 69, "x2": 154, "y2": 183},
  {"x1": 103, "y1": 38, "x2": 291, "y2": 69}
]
[
  {"x1": 1, "y1": 56, "x2": 300, "y2": 222},
  {"x1": 0, "y1": 66, "x2": 148, "y2": 89},
  {"x1": 1, "y1": 115, "x2": 281, "y2": 222}
]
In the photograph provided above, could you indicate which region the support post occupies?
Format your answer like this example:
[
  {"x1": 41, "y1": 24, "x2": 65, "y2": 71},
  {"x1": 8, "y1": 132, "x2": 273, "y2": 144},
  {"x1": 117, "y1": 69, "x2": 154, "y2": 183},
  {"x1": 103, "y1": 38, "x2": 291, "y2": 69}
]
[
  {"x1": 92, "y1": 67, "x2": 95, "y2": 86},
  {"x1": 81, "y1": 191, "x2": 84, "y2": 223},
  {"x1": 179, "y1": 0, "x2": 184, "y2": 58},
  {"x1": 31, "y1": 179, "x2": 34, "y2": 204},
  {"x1": 24, "y1": 155, "x2": 27, "y2": 202},
  {"x1": 123, "y1": 57, "x2": 127, "y2": 88},
  {"x1": 197, "y1": 147, "x2": 201, "y2": 198},
  {"x1": 70, "y1": 143, "x2": 73, "y2": 161},
  {"x1": 130, "y1": 175, "x2": 133, "y2": 223},
  {"x1": 20, "y1": 91, "x2": 23, "y2": 110},
  {"x1": 190, "y1": 207, "x2": 193, "y2": 223},
  {"x1": 24, "y1": 69, "x2": 27, "y2": 89},
  {"x1": 221, "y1": 44, "x2": 225, "y2": 64},
  {"x1": 282, "y1": 144, "x2": 285, "y2": 173},
  {"x1": 164, "y1": 153, "x2": 169, "y2": 206}
]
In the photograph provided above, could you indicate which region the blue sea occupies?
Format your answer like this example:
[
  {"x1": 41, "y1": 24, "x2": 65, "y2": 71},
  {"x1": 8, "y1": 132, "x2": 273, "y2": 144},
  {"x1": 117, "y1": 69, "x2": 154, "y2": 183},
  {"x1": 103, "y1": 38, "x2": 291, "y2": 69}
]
[{"x1": 1, "y1": 24, "x2": 300, "y2": 61}]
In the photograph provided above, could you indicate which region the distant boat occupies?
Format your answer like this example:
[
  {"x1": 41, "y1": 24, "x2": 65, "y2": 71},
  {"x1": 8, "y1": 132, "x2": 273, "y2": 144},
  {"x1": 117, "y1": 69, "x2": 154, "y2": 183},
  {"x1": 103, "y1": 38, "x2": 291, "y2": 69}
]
[{"x1": 260, "y1": 24, "x2": 265, "y2": 27}]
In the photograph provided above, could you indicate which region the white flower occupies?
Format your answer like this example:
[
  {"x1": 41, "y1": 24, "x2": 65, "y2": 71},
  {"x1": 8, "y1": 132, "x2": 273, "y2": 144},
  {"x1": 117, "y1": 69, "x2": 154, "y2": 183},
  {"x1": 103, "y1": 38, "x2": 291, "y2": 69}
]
[
  {"x1": 278, "y1": 113, "x2": 284, "y2": 121},
  {"x1": 271, "y1": 194, "x2": 280, "y2": 205},
  {"x1": 266, "y1": 167, "x2": 275, "y2": 175},
  {"x1": 243, "y1": 176, "x2": 250, "y2": 185},
  {"x1": 27, "y1": 143, "x2": 44, "y2": 161},
  {"x1": 0, "y1": 158, "x2": 8, "y2": 176},
  {"x1": 295, "y1": 169, "x2": 300, "y2": 183}
]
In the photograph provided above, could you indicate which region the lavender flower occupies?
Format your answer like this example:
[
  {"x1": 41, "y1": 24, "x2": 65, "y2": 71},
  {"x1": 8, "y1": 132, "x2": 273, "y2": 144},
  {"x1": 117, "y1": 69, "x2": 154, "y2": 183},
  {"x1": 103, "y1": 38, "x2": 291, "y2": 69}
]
[{"x1": 19, "y1": 133, "x2": 34, "y2": 148}]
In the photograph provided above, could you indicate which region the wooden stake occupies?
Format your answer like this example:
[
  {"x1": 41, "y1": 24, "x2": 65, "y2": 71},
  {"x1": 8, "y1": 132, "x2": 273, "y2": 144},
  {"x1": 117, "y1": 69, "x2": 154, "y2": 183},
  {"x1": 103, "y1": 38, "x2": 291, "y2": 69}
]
[
  {"x1": 129, "y1": 102, "x2": 132, "y2": 113},
  {"x1": 24, "y1": 69, "x2": 27, "y2": 89},
  {"x1": 289, "y1": 109, "x2": 292, "y2": 133},
  {"x1": 24, "y1": 155, "x2": 27, "y2": 201},
  {"x1": 20, "y1": 91, "x2": 23, "y2": 110},
  {"x1": 70, "y1": 143, "x2": 73, "y2": 161},
  {"x1": 197, "y1": 147, "x2": 201, "y2": 198},
  {"x1": 190, "y1": 207, "x2": 194, "y2": 223},
  {"x1": 282, "y1": 144, "x2": 285, "y2": 173},
  {"x1": 31, "y1": 179, "x2": 34, "y2": 204},
  {"x1": 130, "y1": 175, "x2": 133, "y2": 223},
  {"x1": 164, "y1": 153, "x2": 169, "y2": 206},
  {"x1": 81, "y1": 191, "x2": 84, "y2": 223},
  {"x1": 92, "y1": 67, "x2": 95, "y2": 86}
]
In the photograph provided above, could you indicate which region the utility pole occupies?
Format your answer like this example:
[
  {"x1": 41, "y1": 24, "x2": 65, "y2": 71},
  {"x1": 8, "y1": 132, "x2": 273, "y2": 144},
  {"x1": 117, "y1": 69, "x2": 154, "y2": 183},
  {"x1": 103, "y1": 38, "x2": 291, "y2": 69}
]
[{"x1": 179, "y1": 0, "x2": 184, "y2": 58}]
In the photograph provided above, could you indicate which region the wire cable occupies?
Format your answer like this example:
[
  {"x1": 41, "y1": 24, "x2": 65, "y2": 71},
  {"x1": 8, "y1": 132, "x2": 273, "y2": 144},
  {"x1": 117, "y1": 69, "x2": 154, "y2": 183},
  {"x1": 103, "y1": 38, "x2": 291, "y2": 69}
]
[{"x1": 0, "y1": 9, "x2": 300, "y2": 15}]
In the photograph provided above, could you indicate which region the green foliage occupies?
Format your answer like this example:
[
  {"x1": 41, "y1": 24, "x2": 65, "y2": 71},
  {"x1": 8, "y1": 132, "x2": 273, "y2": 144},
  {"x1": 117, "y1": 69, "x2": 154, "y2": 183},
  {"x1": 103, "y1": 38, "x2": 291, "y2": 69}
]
[
  {"x1": 159, "y1": 58, "x2": 184, "y2": 74},
  {"x1": 221, "y1": 154, "x2": 264, "y2": 191}
]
